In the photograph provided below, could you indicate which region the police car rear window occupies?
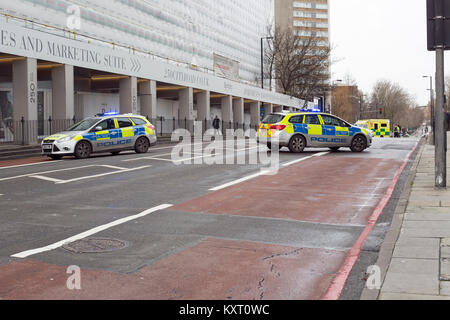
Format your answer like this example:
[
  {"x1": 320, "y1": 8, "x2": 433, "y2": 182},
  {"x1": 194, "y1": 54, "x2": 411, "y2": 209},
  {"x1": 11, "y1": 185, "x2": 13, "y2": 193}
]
[
  {"x1": 117, "y1": 118, "x2": 133, "y2": 128},
  {"x1": 132, "y1": 118, "x2": 147, "y2": 126},
  {"x1": 262, "y1": 114, "x2": 285, "y2": 124}
]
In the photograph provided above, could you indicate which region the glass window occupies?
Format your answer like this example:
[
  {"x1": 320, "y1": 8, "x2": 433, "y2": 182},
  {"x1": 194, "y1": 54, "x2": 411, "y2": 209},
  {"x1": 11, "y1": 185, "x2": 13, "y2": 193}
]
[
  {"x1": 131, "y1": 117, "x2": 148, "y2": 126},
  {"x1": 116, "y1": 118, "x2": 134, "y2": 128},
  {"x1": 321, "y1": 115, "x2": 345, "y2": 127},
  {"x1": 262, "y1": 114, "x2": 285, "y2": 124},
  {"x1": 66, "y1": 118, "x2": 101, "y2": 131},
  {"x1": 289, "y1": 115, "x2": 304, "y2": 124},
  {"x1": 96, "y1": 119, "x2": 116, "y2": 130},
  {"x1": 304, "y1": 114, "x2": 320, "y2": 125}
]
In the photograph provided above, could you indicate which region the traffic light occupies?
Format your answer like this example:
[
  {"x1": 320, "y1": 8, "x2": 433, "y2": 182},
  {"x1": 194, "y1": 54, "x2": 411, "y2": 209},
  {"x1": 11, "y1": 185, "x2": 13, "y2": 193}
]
[{"x1": 379, "y1": 108, "x2": 383, "y2": 115}]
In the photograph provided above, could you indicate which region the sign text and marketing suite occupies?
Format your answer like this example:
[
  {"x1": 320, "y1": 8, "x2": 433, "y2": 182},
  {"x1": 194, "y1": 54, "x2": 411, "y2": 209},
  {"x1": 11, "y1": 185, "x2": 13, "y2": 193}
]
[{"x1": 0, "y1": 22, "x2": 301, "y2": 107}]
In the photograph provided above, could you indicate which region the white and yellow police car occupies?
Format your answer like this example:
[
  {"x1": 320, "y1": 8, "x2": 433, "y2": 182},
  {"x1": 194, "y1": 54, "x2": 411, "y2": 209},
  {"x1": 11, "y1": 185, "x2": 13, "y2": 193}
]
[
  {"x1": 41, "y1": 113, "x2": 157, "y2": 160},
  {"x1": 257, "y1": 112, "x2": 373, "y2": 153}
]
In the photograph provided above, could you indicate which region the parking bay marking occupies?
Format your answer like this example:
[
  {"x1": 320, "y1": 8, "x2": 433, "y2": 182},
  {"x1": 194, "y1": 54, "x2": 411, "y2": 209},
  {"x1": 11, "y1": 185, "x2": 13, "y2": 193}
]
[
  {"x1": 0, "y1": 165, "x2": 150, "y2": 184},
  {"x1": 11, "y1": 204, "x2": 173, "y2": 259}
]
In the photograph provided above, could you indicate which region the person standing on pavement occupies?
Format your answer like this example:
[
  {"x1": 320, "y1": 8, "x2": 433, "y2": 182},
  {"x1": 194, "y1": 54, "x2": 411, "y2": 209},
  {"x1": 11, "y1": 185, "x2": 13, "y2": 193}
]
[
  {"x1": 394, "y1": 124, "x2": 401, "y2": 138},
  {"x1": 213, "y1": 116, "x2": 221, "y2": 136}
]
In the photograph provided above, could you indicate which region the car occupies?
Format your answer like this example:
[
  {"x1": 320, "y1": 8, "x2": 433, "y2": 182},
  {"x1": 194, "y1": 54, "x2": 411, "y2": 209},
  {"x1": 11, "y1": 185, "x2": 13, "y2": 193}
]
[
  {"x1": 41, "y1": 113, "x2": 157, "y2": 160},
  {"x1": 257, "y1": 112, "x2": 372, "y2": 153}
]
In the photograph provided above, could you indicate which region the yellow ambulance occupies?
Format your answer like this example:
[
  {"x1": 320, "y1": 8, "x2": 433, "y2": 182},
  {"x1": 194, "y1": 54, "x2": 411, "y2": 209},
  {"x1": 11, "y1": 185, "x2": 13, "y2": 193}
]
[{"x1": 355, "y1": 119, "x2": 391, "y2": 138}]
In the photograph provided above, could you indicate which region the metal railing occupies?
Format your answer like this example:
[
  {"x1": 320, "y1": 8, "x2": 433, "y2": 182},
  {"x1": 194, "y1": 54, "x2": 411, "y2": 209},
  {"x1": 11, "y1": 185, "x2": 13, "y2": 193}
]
[
  {"x1": 0, "y1": 117, "x2": 81, "y2": 145},
  {"x1": 0, "y1": 116, "x2": 258, "y2": 145},
  {"x1": 148, "y1": 117, "x2": 258, "y2": 137}
]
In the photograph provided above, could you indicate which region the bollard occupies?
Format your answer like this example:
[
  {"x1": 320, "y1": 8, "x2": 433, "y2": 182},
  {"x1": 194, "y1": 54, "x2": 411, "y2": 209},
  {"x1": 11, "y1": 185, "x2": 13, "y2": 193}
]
[{"x1": 21, "y1": 116, "x2": 25, "y2": 146}]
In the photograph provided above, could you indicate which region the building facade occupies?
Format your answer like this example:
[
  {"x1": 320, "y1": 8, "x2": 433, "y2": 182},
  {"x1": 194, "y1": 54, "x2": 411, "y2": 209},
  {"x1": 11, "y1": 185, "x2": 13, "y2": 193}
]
[
  {"x1": 274, "y1": 0, "x2": 330, "y2": 110},
  {"x1": 0, "y1": 0, "x2": 308, "y2": 144}
]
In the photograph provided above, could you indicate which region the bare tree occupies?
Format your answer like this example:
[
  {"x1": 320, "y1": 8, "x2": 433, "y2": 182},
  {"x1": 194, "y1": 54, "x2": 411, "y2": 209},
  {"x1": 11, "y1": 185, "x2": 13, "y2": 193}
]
[
  {"x1": 369, "y1": 80, "x2": 417, "y2": 129},
  {"x1": 263, "y1": 24, "x2": 331, "y2": 106}
]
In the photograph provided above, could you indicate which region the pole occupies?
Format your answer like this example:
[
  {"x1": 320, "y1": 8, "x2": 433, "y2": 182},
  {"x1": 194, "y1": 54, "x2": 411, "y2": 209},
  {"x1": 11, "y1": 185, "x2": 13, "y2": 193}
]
[
  {"x1": 430, "y1": 76, "x2": 435, "y2": 145},
  {"x1": 435, "y1": 47, "x2": 446, "y2": 188},
  {"x1": 260, "y1": 37, "x2": 264, "y2": 89}
]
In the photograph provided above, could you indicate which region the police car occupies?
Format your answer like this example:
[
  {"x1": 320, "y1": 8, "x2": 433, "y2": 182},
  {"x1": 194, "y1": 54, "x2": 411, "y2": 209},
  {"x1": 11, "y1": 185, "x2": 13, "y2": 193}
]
[
  {"x1": 257, "y1": 112, "x2": 372, "y2": 153},
  {"x1": 41, "y1": 113, "x2": 157, "y2": 160}
]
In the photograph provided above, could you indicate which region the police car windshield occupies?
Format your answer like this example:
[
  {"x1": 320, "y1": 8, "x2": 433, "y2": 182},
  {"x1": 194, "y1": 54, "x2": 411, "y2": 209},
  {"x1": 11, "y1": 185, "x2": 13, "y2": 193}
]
[
  {"x1": 262, "y1": 114, "x2": 285, "y2": 124},
  {"x1": 66, "y1": 118, "x2": 100, "y2": 131}
]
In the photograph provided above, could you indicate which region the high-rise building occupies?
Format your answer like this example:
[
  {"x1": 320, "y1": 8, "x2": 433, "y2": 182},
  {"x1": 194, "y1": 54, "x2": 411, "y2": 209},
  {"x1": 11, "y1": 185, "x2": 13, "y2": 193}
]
[{"x1": 274, "y1": 0, "x2": 330, "y2": 108}]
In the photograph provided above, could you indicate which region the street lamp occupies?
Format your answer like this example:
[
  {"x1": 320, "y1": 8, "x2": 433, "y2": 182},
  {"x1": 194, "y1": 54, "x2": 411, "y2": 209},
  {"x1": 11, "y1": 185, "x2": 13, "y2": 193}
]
[
  {"x1": 261, "y1": 36, "x2": 273, "y2": 89},
  {"x1": 423, "y1": 75, "x2": 435, "y2": 145}
]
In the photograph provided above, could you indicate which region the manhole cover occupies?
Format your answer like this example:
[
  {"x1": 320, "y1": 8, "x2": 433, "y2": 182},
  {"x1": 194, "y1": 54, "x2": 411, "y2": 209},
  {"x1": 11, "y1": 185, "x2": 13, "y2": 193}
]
[{"x1": 62, "y1": 238, "x2": 130, "y2": 253}]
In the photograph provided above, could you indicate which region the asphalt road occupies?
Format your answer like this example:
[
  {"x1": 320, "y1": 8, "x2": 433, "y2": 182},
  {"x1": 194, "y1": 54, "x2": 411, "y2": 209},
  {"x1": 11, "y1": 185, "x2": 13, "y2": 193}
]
[{"x1": 0, "y1": 136, "x2": 420, "y2": 300}]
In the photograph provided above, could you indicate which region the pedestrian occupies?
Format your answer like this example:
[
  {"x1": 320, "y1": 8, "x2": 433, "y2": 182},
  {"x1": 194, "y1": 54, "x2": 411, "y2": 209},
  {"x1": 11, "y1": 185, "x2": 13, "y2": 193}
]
[
  {"x1": 394, "y1": 124, "x2": 401, "y2": 138},
  {"x1": 213, "y1": 115, "x2": 221, "y2": 136}
]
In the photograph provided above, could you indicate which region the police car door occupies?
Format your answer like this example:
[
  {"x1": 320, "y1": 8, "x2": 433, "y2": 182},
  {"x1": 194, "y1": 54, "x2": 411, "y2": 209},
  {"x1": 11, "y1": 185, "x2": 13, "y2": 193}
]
[
  {"x1": 321, "y1": 114, "x2": 350, "y2": 146},
  {"x1": 304, "y1": 114, "x2": 323, "y2": 147},
  {"x1": 92, "y1": 118, "x2": 117, "y2": 152},
  {"x1": 116, "y1": 117, "x2": 136, "y2": 147}
]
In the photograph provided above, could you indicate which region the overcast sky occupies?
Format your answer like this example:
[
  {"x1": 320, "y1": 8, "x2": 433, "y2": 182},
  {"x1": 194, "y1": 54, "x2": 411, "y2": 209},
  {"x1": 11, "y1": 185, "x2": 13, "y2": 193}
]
[{"x1": 329, "y1": 0, "x2": 450, "y2": 107}]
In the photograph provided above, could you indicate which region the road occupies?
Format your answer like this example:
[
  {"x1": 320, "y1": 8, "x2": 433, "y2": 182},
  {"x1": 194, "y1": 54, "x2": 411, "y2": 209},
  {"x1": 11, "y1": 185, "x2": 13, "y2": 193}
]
[{"x1": 0, "y1": 136, "x2": 420, "y2": 300}]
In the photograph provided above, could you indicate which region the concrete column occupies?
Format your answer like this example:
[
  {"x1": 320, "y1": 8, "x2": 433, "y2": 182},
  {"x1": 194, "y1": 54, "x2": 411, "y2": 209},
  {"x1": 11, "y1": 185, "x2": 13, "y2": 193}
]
[
  {"x1": 196, "y1": 91, "x2": 210, "y2": 121},
  {"x1": 221, "y1": 95, "x2": 233, "y2": 131},
  {"x1": 13, "y1": 58, "x2": 38, "y2": 144},
  {"x1": 120, "y1": 76, "x2": 138, "y2": 114},
  {"x1": 179, "y1": 87, "x2": 194, "y2": 120},
  {"x1": 250, "y1": 101, "x2": 261, "y2": 128},
  {"x1": 265, "y1": 103, "x2": 273, "y2": 115},
  {"x1": 233, "y1": 97, "x2": 244, "y2": 128},
  {"x1": 52, "y1": 65, "x2": 74, "y2": 122},
  {"x1": 273, "y1": 105, "x2": 283, "y2": 113},
  {"x1": 139, "y1": 80, "x2": 157, "y2": 120}
]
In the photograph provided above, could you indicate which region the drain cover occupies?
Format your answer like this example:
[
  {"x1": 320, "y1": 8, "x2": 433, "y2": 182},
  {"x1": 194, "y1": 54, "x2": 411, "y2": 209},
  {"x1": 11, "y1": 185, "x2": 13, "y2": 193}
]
[{"x1": 62, "y1": 238, "x2": 130, "y2": 253}]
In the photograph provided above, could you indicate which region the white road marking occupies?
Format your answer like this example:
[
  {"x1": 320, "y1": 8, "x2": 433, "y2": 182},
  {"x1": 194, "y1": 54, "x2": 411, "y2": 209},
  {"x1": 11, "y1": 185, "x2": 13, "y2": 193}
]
[
  {"x1": 31, "y1": 175, "x2": 65, "y2": 183},
  {"x1": 0, "y1": 160, "x2": 63, "y2": 170},
  {"x1": 282, "y1": 152, "x2": 330, "y2": 167},
  {"x1": 0, "y1": 165, "x2": 99, "y2": 182},
  {"x1": 122, "y1": 152, "x2": 174, "y2": 162},
  {"x1": 56, "y1": 166, "x2": 151, "y2": 184},
  {"x1": 11, "y1": 204, "x2": 173, "y2": 259},
  {"x1": 100, "y1": 165, "x2": 128, "y2": 170},
  {"x1": 209, "y1": 171, "x2": 269, "y2": 191},
  {"x1": 210, "y1": 152, "x2": 329, "y2": 191}
]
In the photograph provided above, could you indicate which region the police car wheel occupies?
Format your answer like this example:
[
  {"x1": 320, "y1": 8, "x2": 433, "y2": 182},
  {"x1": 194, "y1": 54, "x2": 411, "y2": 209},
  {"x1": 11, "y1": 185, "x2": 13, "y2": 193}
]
[
  {"x1": 74, "y1": 141, "x2": 92, "y2": 159},
  {"x1": 135, "y1": 137, "x2": 150, "y2": 154},
  {"x1": 350, "y1": 135, "x2": 367, "y2": 153},
  {"x1": 289, "y1": 135, "x2": 306, "y2": 153}
]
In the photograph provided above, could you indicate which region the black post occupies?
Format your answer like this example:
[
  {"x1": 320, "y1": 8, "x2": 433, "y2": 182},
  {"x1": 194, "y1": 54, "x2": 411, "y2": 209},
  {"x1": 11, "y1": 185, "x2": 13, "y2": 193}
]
[
  {"x1": 21, "y1": 116, "x2": 25, "y2": 146},
  {"x1": 173, "y1": 117, "x2": 176, "y2": 132},
  {"x1": 435, "y1": 46, "x2": 446, "y2": 188},
  {"x1": 48, "y1": 116, "x2": 52, "y2": 135}
]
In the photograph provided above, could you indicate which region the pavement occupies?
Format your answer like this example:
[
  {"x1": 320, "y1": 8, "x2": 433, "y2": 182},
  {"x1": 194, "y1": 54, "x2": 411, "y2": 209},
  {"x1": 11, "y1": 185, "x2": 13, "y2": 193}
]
[{"x1": 369, "y1": 133, "x2": 450, "y2": 300}]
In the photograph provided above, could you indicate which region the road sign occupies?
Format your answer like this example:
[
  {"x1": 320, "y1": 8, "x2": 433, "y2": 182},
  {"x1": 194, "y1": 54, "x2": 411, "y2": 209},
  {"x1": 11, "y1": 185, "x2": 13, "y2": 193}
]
[{"x1": 427, "y1": 0, "x2": 450, "y2": 50}]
